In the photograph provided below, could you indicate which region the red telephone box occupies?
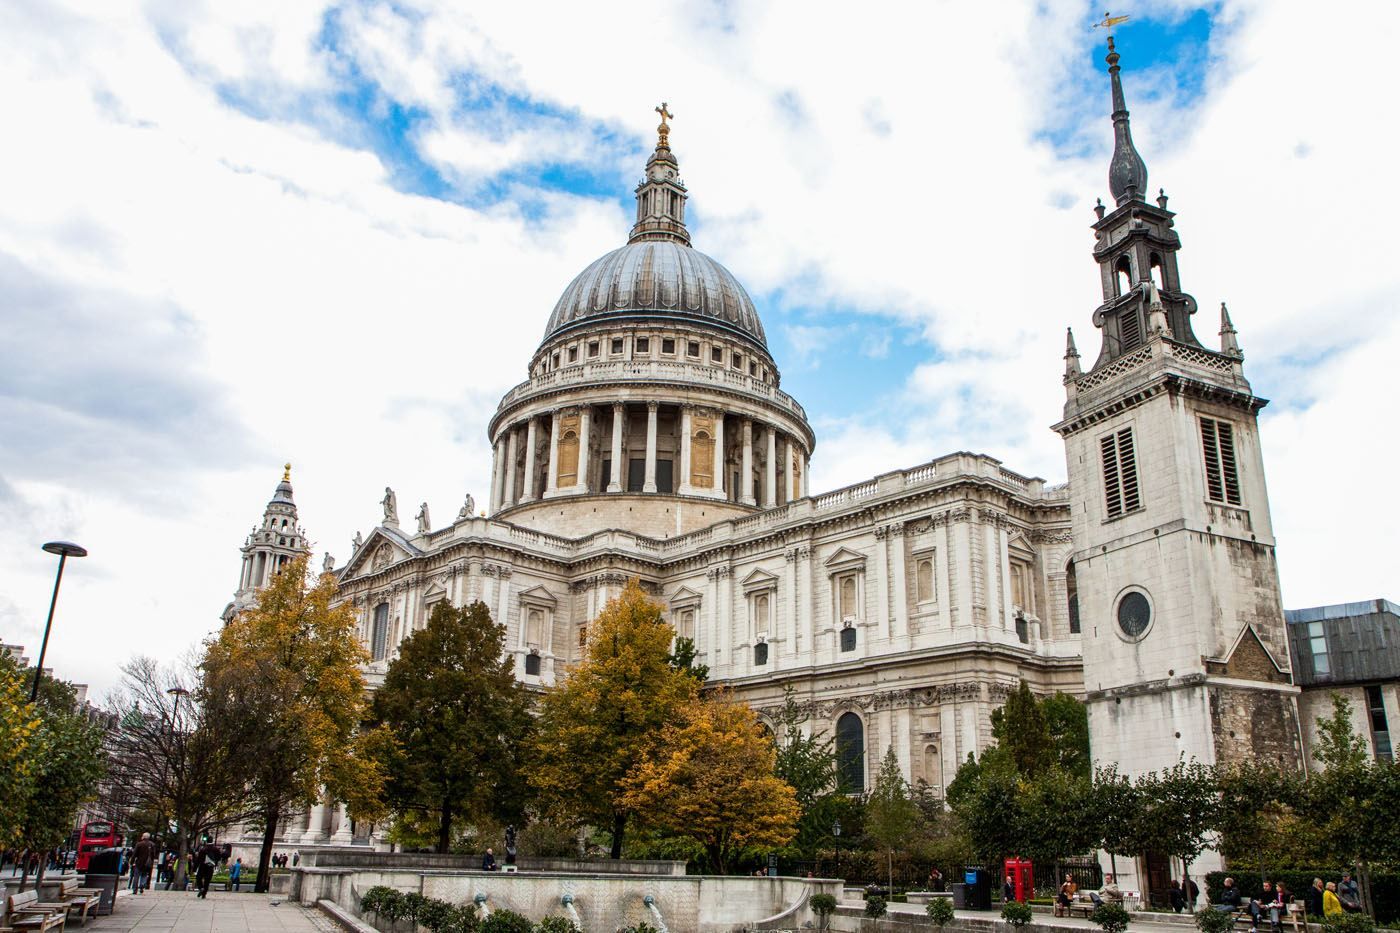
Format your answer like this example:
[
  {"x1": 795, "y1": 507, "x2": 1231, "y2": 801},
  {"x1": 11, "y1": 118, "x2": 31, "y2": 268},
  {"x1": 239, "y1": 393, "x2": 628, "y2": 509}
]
[{"x1": 1003, "y1": 857, "x2": 1034, "y2": 903}]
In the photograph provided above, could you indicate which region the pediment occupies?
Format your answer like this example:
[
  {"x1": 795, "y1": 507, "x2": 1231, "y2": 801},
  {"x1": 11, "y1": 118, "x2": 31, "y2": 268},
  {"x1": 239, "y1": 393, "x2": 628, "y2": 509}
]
[
  {"x1": 741, "y1": 568, "x2": 779, "y2": 592},
  {"x1": 341, "y1": 526, "x2": 422, "y2": 579},
  {"x1": 1007, "y1": 532, "x2": 1035, "y2": 560},
  {"x1": 669, "y1": 585, "x2": 703, "y2": 607},
  {"x1": 1205, "y1": 624, "x2": 1289, "y2": 684},
  {"x1": 824, "y1": 546, "x2": 867, "y2": 571},
  {"x1": 519, "y1": 584, "x2": 557, "y2": 608}
]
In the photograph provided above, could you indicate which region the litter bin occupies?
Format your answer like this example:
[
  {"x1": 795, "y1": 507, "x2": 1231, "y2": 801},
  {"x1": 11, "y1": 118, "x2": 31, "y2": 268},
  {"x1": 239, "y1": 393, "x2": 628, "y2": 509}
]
[
  {"x1": 952, "y1": 883, "x2": 968, "y2": 908},
  {"x1": 964, "y1": 867, "x2": 992, "y2": 910},
  {"x1": 84, "y1": 848, "x2": 123, "y2": 915}
]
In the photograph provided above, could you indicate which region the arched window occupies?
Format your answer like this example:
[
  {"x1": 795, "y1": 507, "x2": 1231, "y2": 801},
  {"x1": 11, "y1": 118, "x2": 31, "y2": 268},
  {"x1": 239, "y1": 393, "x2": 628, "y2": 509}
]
[
  {"x1": 676, "y1": 609, "x2": 695, "y2": 641},
  {"x1": 1115, "y1": 255, "x2": 1132, "y2": 296},
  {"x1": 924, "y1": 744, "x2": 943, "y2": 798},
  {"x1": 1150, "y1": 253, "x2": 1165, "y2": 289},
  {"x1": 754, "y1": 594, "x2": 770, "y2": 633},
  {"x1": 839, "y1": 576, "x2": 858, "y2": 621},
  {"x1": 1066, "y1": 560, "x2": 1080, "y2": 635},
  {"x1": 371, "y1": 603, "x2": 389, "y2": 661},
  {"x1": 692, "y1": 429, "x2": 714, "y2": 489},
  {"x1": 836, "y1": 712, "x2": 865, "y2": 793},
  {"x1": 525, "y1": 609, "x2": 543, "y2": 648},
  {"x1": 916, "y1": 558, "x2": 934, "y2": 602}
]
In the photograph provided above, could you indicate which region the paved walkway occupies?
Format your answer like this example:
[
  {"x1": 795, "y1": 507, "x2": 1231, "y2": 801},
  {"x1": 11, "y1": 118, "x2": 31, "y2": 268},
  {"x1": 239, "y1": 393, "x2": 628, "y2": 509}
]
[{"x1": 82, "y1": 890, "x2": 339, "y2": 932}]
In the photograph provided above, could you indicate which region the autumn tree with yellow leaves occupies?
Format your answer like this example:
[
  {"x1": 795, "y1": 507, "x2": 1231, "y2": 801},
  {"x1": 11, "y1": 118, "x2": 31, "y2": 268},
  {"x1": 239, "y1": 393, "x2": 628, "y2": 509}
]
[
  {"x1": 202, "y1": 556, "x2": 385, "y2": 891},
  {"x1": 529, "y1": 580, "x2": 697, "y2": 858},
  {"x1": 622, "y1": 692, "x2": 799, "y2": 874}
]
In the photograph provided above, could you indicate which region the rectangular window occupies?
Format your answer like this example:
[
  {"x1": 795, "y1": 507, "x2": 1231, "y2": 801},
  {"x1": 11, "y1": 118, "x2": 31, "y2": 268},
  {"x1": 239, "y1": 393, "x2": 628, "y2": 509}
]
[
  {"x1": 1366, "y1": 685, "x2": 1392, "y2": 762},
  {"x1": 1200, "y1": 417, "x2": 1242, "y2": 506},
  {"x1": 551, "y1": 353, "x2": 559, "y2": 368},
  {"x1": 749, "y1": 361, "x2": 757, "y2": 376},
  {"x1": 1100, "y1": 427, "x2": 1141, "y2": 519},
  {"x1": 371, "y1": 604, "x2": 389, "y2": 661},
  {"x1": 687, "y1": 341, "x2": 700, "y2": 357},
  {"x1": 627, "y1": 458, "x2": 646, "y2": 492},
  {"x1": 636, "y1": 337, "x2": 650, "y2": 353},
  {"x1": 655, "y1": 459, "x2": 674, "y2": 494},
  {"x1": 588, "y1": 341, "x2": 599, "y2": 358},
  {"x1": 732, "y1": 352, "x2": 742, "y2": 369},
  {"x1": 1308, "y1": 621, "x2": 1330, "y2": 676},
  {"x1": 712, "y1": 346, "x2": 723, "y2": 363},
  {"x1": 568, "y1": 346, "x2": 578, "y2": 362},
  {"x1": 611, "y1": 338, "x2": 623, "y2": 354},
  {"x1": 661, "y1": 337, "x2": 676, "y2": 354}
]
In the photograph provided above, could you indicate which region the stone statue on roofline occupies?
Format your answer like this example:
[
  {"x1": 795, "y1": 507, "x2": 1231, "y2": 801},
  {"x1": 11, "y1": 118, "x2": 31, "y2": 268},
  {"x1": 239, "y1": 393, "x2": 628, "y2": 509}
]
[
  {"x1": 417, "y1": 502, "x2": 431, "y2": 534},
  {"x1": 457, "y1": 493, "x2": 476, "y2": 520},
  {"x1": 381, "y1": 487, "x2": 398, "y2": 525}
]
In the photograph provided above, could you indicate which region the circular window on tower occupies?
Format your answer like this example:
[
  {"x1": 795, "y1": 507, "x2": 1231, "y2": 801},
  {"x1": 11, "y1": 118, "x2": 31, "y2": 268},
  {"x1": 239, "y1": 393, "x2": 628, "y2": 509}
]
[{"x1": 1115, "y1": 588, "x2": 1153, "y2": 642}]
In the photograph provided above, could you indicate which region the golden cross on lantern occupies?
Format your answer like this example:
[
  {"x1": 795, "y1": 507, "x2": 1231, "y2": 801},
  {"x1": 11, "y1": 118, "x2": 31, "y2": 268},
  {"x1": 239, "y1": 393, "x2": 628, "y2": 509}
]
[
  {"x1": 655, "y1": 102, "x2": 673, "y2": 127},
  {"x1": 283, "y1": 462, "x2": 292, "y2": 481},
  {"x1": 1093, "y1": 11, "x2": 1131, "y2": 30}
]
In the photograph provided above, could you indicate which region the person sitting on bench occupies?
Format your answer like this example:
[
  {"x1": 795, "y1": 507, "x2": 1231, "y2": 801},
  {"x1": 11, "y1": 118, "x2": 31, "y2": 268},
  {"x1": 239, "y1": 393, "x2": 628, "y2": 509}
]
[
  {"x1": 1089, "y1": 875, "x2": 1122, "y2": 907},
  {"x1": 1215, "y1": 877, "x2": 1243, "y2": 913}
]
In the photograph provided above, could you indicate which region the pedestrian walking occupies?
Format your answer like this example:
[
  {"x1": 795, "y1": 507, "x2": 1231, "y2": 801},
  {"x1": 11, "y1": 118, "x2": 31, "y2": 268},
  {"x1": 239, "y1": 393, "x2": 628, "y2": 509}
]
[
  {"x1": 229, "y1": 858, "x2": 243, "y2": 891},
  {"x1": 133, "y1": 833, "x2": 155, "y2": 894},
  {"x1": 194, "y1": 837, "x2": 221, "y2": 899}
]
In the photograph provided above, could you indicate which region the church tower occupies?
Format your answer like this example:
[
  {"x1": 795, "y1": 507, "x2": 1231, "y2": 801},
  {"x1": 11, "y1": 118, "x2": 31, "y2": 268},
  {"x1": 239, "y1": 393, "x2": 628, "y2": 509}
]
[
  {"x1": 1054, "y1": 36, "x2": 1303, "y2": 880},
  {"x1": 222, "y1": 464, "x2": 311, "y2": 625}
]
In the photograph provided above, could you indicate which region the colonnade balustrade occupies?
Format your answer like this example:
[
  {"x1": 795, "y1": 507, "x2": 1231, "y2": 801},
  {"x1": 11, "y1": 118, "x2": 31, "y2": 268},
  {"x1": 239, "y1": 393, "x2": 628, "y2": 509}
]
[{"x1": 486, "y1": 401, "x2": 809, "y2": 514}]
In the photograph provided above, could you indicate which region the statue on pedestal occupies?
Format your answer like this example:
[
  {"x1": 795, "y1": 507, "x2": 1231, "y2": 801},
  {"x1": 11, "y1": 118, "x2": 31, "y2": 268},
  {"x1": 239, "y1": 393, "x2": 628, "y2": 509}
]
[
  {"x1": 457, "y1": 493, "x2": 476, "y2": 520},
  {"x1": 381, "y1": 487, "x2": 399, "y2": 525},
  {"x1": 504, "y1": 824, "x2": 517, "y2": 868},
  {"x1": 416, "y1": 502, "x2": 432, "y2": 534}
]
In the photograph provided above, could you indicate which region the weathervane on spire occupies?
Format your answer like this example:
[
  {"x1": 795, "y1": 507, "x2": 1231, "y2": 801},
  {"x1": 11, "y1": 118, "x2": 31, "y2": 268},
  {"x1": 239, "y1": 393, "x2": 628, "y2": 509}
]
[
  {"x1": 283, "y1": 462, "x2": 292, "y2": 482},
  {"x1": 655, "y1": 101, "x2": 673, "y2": 149},
  {"x1": 1093, "y1": 11, "x2": 1131, "y2": 32}
]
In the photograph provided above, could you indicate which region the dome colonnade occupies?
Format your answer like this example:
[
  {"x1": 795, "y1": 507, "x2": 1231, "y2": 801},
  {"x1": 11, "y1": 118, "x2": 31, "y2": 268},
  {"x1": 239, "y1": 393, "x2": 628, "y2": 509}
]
[{"x1": 485, "y1": 106, "x2": 815, "y2": 537}]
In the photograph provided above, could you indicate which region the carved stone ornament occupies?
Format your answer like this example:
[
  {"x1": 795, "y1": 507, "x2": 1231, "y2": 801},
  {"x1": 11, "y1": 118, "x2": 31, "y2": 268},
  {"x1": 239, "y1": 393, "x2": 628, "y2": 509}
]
[{"x1": 372, "y1": 543, "x2": 393, "y2": 571}]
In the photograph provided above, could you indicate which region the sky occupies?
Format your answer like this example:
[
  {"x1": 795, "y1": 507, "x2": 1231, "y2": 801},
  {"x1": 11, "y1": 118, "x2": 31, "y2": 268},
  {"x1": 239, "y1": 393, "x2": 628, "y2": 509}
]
[{"x1": 2, "y1": 0, "x2": 1397, "y2": 696}]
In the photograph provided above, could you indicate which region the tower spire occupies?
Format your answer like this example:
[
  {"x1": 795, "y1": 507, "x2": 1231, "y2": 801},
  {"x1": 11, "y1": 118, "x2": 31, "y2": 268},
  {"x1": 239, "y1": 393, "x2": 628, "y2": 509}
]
[
  {"x1": 1106, "y1": 36, "x2": 1149, "y2": 206},
  {"x1": 1064, "y1": 327, "x2": 1082, "y2": 380},
  {"x1": 1219, "y1": 302, "x2": 1242, "y2": 358},
  {"x1": 629, "y1": 102, "x2": 691, "y2": 246}
]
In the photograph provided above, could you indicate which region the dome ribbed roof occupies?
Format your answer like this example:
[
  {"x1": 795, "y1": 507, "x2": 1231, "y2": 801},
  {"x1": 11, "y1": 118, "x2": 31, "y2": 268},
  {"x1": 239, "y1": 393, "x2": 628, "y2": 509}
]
[{"x1": 543, "y1": 240, "x2": 767, "y2": 348}]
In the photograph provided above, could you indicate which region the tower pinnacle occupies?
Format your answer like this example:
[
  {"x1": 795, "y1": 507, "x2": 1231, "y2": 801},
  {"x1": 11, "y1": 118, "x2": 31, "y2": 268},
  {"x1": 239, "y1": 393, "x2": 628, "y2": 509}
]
[
  {"x1": 629, "y1": 103, "x2": 691, "y2": 246},
  {"x1": 1106, "y1": 37, "x2": 1149, "y2": 206}
]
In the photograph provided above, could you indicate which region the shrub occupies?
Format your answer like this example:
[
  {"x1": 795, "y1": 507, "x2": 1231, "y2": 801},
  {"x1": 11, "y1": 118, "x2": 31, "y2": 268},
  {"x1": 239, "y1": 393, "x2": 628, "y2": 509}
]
[
  {"x1": 1323, "y1": 914, "x2": 1377, "y2": 933},
  {"x1": 534, "y1": 917, "x2": 579, "y2": 933},
  {"x1": 928, "y1": 897, "x2": 956, "y2": 927},
  {"x1": 445, "y1": 904, "x2": 481, "y2": 933},
  {"x1": 415, "y1": 898, "x2": 454, "y2": 931},
  {"x1": 1196, "y1": 907, "x2": 1238, "y2": 933},
  {"x1": 1093, "y1": 901, "x2": 1131, "y2": 933},
  {"x1": 615, "y1": 925, "x2": 662, "y2": 933},
  {"x1": 360, "y1": 886, "x2": 405, "y2": 921},
  {"x1": 865, "y1": 894, "x2": 888, "y2": 918},
  {"x1": 402, "y1": 892, "x2": 430, "y2": 923},
  {"x1": 480, "y1": 910, "x2": 536, "y2": 933},
  {"x1": 810, "y1": 893, "x2": 837, "y2": 916},
  {"x1": 1003, "y1": 900, "x2": 1034, "y2": 927}
]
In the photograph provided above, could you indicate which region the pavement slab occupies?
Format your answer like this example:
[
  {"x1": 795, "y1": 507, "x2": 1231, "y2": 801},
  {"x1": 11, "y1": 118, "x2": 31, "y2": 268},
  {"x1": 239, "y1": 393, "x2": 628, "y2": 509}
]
[{"x1": 80, "y1": 890, "x2": 339, "y2": 932}]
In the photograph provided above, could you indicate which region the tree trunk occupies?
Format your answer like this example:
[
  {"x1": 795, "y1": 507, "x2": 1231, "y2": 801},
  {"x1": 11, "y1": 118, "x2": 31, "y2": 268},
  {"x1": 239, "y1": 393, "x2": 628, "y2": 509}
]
[
  {"x1": 1109, "y1": 852, "x2": 1118, "y2": 881},
  {"x1": 174, "y1": 831, "x2": 190, "y2": 891},
  {"x1": 1358, "y1": 859, "x2": 1374, "y2": 918},
  {"x1": 888, "y1": 849, "x2": 894, "y2": 898},
  {"x1": 254, "y1": 806, "x2": 278, "y2": 894},
  {"x1": 436, "y1": 799, "x2": 453, "y2": 855},
  {"x1": 610, "y1": 812, "x2": 626, "y2": 860}
]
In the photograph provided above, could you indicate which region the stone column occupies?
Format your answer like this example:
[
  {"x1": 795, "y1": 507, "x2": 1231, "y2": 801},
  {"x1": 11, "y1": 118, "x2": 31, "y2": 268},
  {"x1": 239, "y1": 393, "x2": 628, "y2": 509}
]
[
  {"x1": 678, "y1": 406, "x2": 693, "y2": 494},
  {"x1": 502, "y1": 426, "x2": 518, "y2": 506},
  {"x1": 546, "y1": 411, "x2": 560, "y2": 496},
  {"x1": 999, "y1": 524, "x2": 1014, "y2": 630},
  {"x1": 784, "y1": 437, "x2": 796, "y2": 502},
  {"x1": 891, "y1": 524, "x2": 908, "y2": 642},
  {"x1": 496, "y1": 568, "x2": 512, "y2": 640},
  {"x1": 713, "y1": 413, "x2": 726, "y2": 500},
  {"x1": 643, "y1": 402, "x2": 659, "y2": 493},
  {"x1": 329, "y1": 802, "x2": 354, "y2": 844},
  {"x1": 765, "y1": 427, "x2": 777, "y2": 507},
  {"x1": 935, "y1": 519, "x2": 952, "y2": 629},
  {"x1": 983, "y1": 519, "x2": 1001, "y2": 629},
  {"x1": 608, "y1": 403, "x2": 624, "y2": 493},
  {"x1": 490, "y1": 437, "x2": 504, "y2": 512},
  {"x1": 519, "y1": 417, "x2": 538, "y2": 503},
  {"x1": 741, "y1": 419, "x2": 755, "y2": 505},
  {"x1": 299, "y1": 797, "x2": 327, "y2": 843},
  {"x1": 576, "y1": 405, "x2": 592, "y2": 493},
  {"x1": 802, "y1": 450, "x2": 810, "y2": 498},
  {"x1": 875, "y1": 526, "x2": 892, "y2": 639},
  {"x1": 956, "y1": 516, "x2": 974, "y2": 627}
]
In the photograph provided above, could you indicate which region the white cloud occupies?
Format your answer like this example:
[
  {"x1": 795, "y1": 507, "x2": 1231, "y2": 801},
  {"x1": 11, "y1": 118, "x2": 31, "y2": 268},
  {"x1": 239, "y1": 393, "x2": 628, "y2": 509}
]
[{"x1": 1, "y1": 0, "x2": 1394, "y2": 693}]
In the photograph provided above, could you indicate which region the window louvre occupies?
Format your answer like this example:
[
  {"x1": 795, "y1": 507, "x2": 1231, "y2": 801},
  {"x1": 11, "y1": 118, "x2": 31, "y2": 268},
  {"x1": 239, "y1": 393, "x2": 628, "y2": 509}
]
[
  {"x1": 1100, "y1": 427, "x2": 1141, "y2": 518},
  {"x1": 1119, "y1": 308, "x2": 1142, "y2": 351},
  {"x1": 1200, "y1": 417, "x2": 1242, "y2": 506}
]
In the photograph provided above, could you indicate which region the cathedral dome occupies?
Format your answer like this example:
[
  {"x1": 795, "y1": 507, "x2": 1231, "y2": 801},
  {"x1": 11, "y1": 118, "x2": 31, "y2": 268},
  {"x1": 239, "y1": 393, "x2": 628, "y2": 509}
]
[{"x1": 542, "y1": 240, "x2": 767, "y2": 349}]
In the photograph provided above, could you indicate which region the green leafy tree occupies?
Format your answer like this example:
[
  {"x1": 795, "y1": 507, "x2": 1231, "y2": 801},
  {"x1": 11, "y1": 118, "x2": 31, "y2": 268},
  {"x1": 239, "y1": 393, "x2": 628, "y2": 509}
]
[
  {"x1": 370, "y1": 600, "x2": 533, "y2": 852},
  {"x1": 1091, "y1": 765, "x2": 1144, "y2": 879},
  {"x1": 865, "y1": 746, "x2": 920, "y2": 893},
  {"x1": 0, "y1": 651, "x2": 40, "y2": 848},
  {"x1": 1092, "y1": 901, "x2": 1131, "y2": 933},
  {"x1": 927, "y1": 896, "x2": 955, "y2": 928},
  {"x1": 1314, "y1": 692, "x2": 1368, "y2": 770},
  {"x1": 990, "y1": 681, "x2": 1054, "y2": 778},
  {"x1": 1136, "y1": 760, "x2": 1218, "y2": 900},
  {"x1": 202, "y1": 556, "x2": 385, "y2": 891},
  {"x1": 529, "y1": 580, "x2": 697, "y2": 858},
  {"x1": 666, "y1": 636, "x2": 709, "y2": 684},
  {"x1": 810, "y1": 892, "x2": 838, "y2": 931},
  {"x1": 1042, "y1": 693, "x2": 1092, "y2": 779},
  {"x1": 1214, "y1": 761, "x2": 1302, "y2": 880},
  {"x1": 949, "y1": 747, "x2": 1025, "y2": 866},
  {"x1": 771, "y1": 686, "x2": 842, "y2": 855},
  {"x1": 12, "y1": 670, "x2": 105, "y2": 889},
  {"x1": 1019, "y1": 765, "x2": 1095, "y2": 870}
]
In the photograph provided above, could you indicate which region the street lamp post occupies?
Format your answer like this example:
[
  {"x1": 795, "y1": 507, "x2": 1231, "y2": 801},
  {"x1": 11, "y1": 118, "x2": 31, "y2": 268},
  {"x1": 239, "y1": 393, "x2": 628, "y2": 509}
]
[
  {"x1": 833, "y1": 819, "x2": 842, "y2": 881},
  {"x1": 166, "y1": 686, "x2": 190, "y2": 891},
  {"x1": 30, "y1": 541, "x2": 88, "y2": 703}
]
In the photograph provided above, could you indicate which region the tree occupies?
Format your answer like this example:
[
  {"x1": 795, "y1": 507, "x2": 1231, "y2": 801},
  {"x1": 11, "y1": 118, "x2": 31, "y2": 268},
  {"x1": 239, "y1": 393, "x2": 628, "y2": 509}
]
[
  {"x1": 1214, "y1": 760, "x2": 1302, "y2": 879},
  {"x1": 865, "y1": 746, "x2": 919, "y2": 893},
  {"x1": 667, "y1": 636, "x2": 709, "y2": 684},
  {"x1": 0, "y1": 650, "x2": 40, "y2": 848},
  {"x1": 370, "y1": 600, "x2": 533, "y2": 853},
  {"x1": 1042, "y1": 693, "x2": 1092, "y2": 779},
  {"x1": 990, "y1": 681, "x2": 1054, "y2": 778},
  {"x1": 11, "y1": 669, "x2": 105, "y2": 889},
  {"x1": 949, "y1": 747, "x2": 1026, "y2": 866},
  {"x1": 1019, "y1": 765, "x2": 1095, "y2": 872},
  {"x1": 1091, "y1": 765, "x2": 1144, "y2": 880},
  {"x1": 103, "y1": 655, "x2": 253, "y2": 888},
  {"x1": 1136, "y1": 760, "x2": 1217, "y2": 899},
  {"x1": 201, "y1": 556, "x2": 384, "y2": 891},
  {"x1": 621, "y1": 692, "x2": 798, "y2": 873},
  {"x1": 529, "y1": 580, "x2": 697, "y2": 858},
  {"x1": 771, "y1": 686, "x2": 842, "y2": 856},
  {"x1": 1313, "y1": 692, "x2": 1368, "y2": 771}
]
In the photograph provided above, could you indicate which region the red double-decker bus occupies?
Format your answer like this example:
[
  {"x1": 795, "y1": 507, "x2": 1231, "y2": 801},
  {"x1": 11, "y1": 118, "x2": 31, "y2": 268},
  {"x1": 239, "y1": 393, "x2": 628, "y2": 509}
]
[{"x1": 76, "y1": 820, "x2": 119, "y2": 871}]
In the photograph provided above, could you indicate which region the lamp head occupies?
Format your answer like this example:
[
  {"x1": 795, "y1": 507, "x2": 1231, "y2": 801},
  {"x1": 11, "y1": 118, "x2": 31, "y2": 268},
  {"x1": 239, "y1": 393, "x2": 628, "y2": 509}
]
[{"x1": 42, "y1": 541, "x2": 88, "y2": 558}]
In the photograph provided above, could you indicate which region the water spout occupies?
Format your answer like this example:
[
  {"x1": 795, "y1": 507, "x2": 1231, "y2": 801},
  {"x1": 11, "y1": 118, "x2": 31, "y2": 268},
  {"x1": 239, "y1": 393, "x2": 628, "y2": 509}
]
[
  {"x1": 474, "y1": 892, "x2": 491, "y2": 918},
  {"x1": 643, "y1": 894, "x2": 669, "y2": 933},
  {"x1": 562, "y1": 893, "x2": 583, "y2": 929}
]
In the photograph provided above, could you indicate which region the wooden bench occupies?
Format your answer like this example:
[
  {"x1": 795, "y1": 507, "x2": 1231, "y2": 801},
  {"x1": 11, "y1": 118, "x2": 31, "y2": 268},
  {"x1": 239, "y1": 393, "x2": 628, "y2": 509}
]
[
  {"x1": 3, "y1": 890, "x2": 67, "y2": 932},
  {"x1": 1063, "y1": 892, "x2": 1142, "y2": 918},
  {"x1": 32, "y1": 881, "x2": 96, "y2": 926},
  {"x1": 1229, "y1": 902, "x2": 1304, "y2": 933}
]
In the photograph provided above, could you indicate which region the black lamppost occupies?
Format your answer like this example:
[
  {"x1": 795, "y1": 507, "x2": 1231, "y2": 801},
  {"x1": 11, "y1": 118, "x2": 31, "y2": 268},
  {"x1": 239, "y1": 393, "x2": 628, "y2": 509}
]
[
  {"x1": 833, "y1": 819, "x2": 842, "y2": 880},
  {"x1": 167, "y1": 686, "x2": 189, "y2": 725},
  {"x1": 30, "y1": 541, "x2": 87, "y2": 703}
]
